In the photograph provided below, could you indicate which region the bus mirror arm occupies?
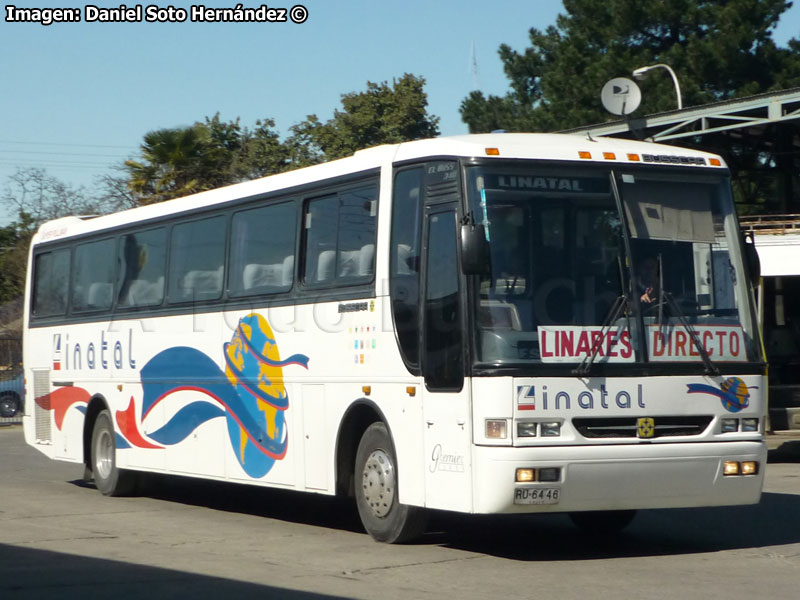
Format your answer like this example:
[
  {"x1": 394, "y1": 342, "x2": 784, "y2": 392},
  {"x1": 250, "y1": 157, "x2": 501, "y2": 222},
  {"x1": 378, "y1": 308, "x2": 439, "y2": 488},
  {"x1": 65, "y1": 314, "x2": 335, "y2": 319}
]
[
  {"x1": 460, "y1": 219, "x2": 490, "y2": 276},
  {"x1": 742, "y1": 231, "x2": 761, "y2": 283}
]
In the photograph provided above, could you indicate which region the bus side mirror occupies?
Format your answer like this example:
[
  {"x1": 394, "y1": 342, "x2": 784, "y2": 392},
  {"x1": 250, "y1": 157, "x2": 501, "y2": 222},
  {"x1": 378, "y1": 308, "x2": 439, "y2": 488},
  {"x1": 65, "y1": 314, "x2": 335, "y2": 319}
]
[
  {"x1": 460, "y1": 223, "x2": 490, "y2": 275},
  {"x1": 744, "y1": 240, "x2": 760, "y2": 283}
]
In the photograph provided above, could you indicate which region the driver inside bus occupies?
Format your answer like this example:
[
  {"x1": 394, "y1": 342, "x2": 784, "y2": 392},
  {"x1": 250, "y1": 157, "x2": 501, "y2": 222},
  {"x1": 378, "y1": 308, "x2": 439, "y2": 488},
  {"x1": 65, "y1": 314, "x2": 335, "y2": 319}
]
[{"x1": 638, "y1": 256, "x2": 660, "y2": 304}]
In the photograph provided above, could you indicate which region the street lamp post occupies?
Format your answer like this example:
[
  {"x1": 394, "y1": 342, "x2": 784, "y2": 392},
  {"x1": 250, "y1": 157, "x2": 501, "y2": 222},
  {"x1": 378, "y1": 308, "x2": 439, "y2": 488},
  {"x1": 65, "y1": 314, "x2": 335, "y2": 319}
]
[{"x1": 632, "y1": 64, "x2": 683, "y2": 110}]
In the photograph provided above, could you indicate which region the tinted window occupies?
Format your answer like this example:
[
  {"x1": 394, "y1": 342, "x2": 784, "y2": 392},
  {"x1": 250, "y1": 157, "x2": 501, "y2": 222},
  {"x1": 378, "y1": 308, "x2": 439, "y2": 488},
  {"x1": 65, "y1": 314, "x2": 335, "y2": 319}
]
[
  {"x1": 303, "y1": 195, "x2": 338, "y2": 284},
  {"x1": 72, "y1": 239, "x2": 116, "y2": 313},
  {"x1": 303, "y1": 185, "x2": 377, "y2": 286},
  {"x1": 117, "y1": 228, "x2": 167, "y2": 308},
  {"x1": 230, "y1": 202, "x2": 297, "y2": 297},
  {"x1": 32, "y1": 249, "x2": 70, "y2": 317},
  {"x1": 168, "y1": 216, "x2": 226, "y2": 303},
  {"x1": 424, "y1": 211, "x2": 463, "y2": 390},
  {"x1": 390, "y1": 168, "x2": 424, "y2": 367}
]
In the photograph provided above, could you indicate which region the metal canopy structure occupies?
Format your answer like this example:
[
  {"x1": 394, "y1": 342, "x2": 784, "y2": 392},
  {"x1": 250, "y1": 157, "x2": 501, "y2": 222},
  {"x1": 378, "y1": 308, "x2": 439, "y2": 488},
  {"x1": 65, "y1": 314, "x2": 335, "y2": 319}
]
[
  {"x1": 564, "y1": 87, "x2": 800, "y2": 213},
  {"x1": 564, "y1": 87, "x2": 800, "y2": 142}
]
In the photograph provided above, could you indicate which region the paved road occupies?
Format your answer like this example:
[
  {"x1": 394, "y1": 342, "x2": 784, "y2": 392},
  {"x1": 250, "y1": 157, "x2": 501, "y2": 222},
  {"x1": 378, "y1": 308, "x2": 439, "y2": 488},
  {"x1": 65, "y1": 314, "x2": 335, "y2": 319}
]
[{"x1": 2, "y1": 425, "x2": 799, "y2": 600}]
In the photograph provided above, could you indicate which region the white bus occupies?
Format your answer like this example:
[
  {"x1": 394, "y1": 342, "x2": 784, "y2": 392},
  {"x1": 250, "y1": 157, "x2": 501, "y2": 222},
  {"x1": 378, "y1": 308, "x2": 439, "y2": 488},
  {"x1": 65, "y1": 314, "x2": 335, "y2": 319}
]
[{"x1": 23, "y1": 133, "x2": 766, "y2": 542}]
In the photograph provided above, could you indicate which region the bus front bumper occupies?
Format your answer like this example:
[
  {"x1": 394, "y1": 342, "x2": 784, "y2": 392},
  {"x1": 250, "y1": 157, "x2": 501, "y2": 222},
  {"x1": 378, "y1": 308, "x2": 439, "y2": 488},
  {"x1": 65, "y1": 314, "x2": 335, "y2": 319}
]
[{"x1": 472, "y1": 440, "x2": 766, "y2": 514}]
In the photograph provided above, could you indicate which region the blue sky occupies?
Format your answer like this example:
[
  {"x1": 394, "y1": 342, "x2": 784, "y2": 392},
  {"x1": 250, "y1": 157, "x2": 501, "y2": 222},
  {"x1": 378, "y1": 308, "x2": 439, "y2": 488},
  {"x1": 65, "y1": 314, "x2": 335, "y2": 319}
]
[{"x1": 1, "y1": 0, "x2": 798, "y2": 225}]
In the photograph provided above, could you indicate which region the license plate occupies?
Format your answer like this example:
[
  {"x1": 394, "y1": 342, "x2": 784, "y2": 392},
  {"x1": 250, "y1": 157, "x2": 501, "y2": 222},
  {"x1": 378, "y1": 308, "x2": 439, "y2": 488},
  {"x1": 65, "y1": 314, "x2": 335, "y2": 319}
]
[{"x1": 514, "y1": 487, "x2": 560, "y2": 505}]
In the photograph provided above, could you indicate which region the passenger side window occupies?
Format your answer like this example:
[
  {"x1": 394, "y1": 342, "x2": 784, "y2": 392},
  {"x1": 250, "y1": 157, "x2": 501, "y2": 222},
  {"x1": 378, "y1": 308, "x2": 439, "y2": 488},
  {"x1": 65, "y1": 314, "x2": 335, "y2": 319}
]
[
  {"x1": 117, "y1": 228, "x2": 167, "y2": 308},
  {"x1": 32, "y1": 249, "x2": 70, "y2": 317},
  {"x1": 168, "y1": 216, "x2": 226, "y2": 303},
  {"x1": 303, "y1": 184, "x2": 377, "y2": 286},
  {"x1": 229, "y1": 202, "x2": 297, "y2": 296},
  {"x1": 72, "y1": 239, "x2": 116, "y2": 313}
]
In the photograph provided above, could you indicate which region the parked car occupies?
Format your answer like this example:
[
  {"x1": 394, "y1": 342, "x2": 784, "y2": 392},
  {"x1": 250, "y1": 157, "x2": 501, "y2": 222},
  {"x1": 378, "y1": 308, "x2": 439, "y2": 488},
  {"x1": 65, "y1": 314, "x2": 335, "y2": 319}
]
[{"x1": 0, "y1": 373, "x2": 23, "y2": 418}]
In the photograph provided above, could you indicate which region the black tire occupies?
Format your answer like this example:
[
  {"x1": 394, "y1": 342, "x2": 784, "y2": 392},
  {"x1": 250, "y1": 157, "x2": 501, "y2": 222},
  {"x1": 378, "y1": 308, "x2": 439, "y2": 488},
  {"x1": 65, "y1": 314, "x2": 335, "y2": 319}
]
[
  {"x1": 90, "y1": 410, "x2": 136, "y2": 496},
  {"x1": 355, "y1": 422, "x2": 427, "y2": 543},
  {"x1": 0, "y1": 393, "x2": 20, "y2": 418},
  {"x1": 569, "y1": 510, "x2": 637, "y2": 536}
]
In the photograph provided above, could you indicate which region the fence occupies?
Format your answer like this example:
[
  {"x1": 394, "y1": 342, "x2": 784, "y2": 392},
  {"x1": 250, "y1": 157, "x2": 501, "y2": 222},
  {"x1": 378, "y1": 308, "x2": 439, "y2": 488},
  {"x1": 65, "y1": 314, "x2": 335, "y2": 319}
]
[{"x1": 0, "y1": 338, "x2": 23, "y2": 425}]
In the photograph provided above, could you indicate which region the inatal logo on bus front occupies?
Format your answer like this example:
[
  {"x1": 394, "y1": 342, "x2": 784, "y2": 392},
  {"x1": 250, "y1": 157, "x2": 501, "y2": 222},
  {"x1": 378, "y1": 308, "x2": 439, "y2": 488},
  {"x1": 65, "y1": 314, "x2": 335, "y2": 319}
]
[
  {"x1": 516, "y1": 383, "x2": 646, "y2": 411},
  {"x1": 516, "y1": 385, "x2": 536, "y2": 411}
]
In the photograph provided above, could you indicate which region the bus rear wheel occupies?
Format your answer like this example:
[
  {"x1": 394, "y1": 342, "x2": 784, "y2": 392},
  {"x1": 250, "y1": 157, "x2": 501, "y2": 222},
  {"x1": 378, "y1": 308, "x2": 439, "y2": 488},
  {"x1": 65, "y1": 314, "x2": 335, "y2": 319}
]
[
  {"x1": 90, "y1": 410, "x2": 136, "y2": 496},
  {"x1": 355, "y1": 422, "x2": 427, "y2": 543},
  {"x1": 569, "y1": 509, "x2": 637, "y2": 535}
]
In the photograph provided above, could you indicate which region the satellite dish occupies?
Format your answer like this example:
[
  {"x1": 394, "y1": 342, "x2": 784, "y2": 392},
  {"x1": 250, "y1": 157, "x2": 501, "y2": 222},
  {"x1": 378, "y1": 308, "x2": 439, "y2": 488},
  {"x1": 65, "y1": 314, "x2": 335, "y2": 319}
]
[{"x1": 601, "y1": 77, "x2": 641, "y2": 116}]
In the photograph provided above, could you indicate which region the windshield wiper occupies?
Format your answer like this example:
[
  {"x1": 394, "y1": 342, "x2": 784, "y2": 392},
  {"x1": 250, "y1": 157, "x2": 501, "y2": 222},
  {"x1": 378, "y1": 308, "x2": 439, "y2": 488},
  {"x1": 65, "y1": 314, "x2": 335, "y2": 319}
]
[
  {"x1": 653, "y1": 256, "x2": 720, "y2": 376},
  {"x1": 573, "y1": 256, "x2": 630, "y2": 376}
]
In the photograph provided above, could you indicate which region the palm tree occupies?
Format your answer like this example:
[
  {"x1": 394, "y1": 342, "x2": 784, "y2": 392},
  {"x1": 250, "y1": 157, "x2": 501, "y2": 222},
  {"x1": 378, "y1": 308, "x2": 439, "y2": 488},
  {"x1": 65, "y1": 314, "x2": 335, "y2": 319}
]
[{"x1": 125, "y1": 126, "x2": 209, "y2": 204}]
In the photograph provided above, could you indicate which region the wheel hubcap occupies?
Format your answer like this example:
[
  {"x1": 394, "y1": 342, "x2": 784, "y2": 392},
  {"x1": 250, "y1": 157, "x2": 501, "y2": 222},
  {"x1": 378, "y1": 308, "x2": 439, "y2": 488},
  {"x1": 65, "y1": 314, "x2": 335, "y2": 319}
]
[
  {"x1": 362, "y1": 449, "x2": 395, "y2": 518},
  {"x1": 95, "y1": 429, "x2": 113, "y2": 480}
]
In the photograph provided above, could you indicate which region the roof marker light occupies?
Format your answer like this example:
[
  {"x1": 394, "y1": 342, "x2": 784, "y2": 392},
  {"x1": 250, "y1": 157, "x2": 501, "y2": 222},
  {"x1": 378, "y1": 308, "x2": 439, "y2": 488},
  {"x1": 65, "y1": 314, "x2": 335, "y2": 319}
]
[
  {"x1": 627, "y1": 153, "x2": 640, "y2": 161},
  {"x1": 709, "y1": 158, "x2": 722, "y2": 166},
  {"x1": 603, "y1": 152, "x2": 616, "y2": 160},
  {"x1": 485, "y1": 147, "x2": 500, "y2": 156},
  {"x1": 578, "y1": 151, "x2": 592, "y2": 159}
]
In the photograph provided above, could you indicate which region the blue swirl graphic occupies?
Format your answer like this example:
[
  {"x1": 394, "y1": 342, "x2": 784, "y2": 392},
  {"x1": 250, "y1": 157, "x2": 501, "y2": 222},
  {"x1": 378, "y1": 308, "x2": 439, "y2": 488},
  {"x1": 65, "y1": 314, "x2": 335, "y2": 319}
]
[{"x1": 133, "y1": 315, "x2": 309, "y2": 479}]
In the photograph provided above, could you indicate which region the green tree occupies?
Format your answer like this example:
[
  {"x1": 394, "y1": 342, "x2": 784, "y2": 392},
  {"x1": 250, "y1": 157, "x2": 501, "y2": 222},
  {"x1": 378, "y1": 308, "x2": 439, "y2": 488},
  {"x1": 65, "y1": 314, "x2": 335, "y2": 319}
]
[
  {"x1": 125, "y1": 125, "x2": 212, "y2": 204},
  {"x1": 124, "y1": 75, "x2": 439, "y2": 205},
  {"x1": 124, "y1": 115, "x2": 291, "y2": 205},
  {"x1": 461, "y1": 0, "x2": 800, "y2": 132},
  {"x1": 289, "y1": 73, "x2": 440, "y2": 162},
  {"x1": 0, "y1": 212, "x2": 35, "y2": 305}
]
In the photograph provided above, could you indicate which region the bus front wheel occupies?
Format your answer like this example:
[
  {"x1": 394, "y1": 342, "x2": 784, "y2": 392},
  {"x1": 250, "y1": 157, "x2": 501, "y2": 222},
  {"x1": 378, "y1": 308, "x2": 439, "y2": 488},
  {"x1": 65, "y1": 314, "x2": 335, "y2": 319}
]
[
  {"x1": 355, "y1": 422, "x2": 427, "y2": 543},
  {"x1": 90, "y1": 410, "x2": 136, "y2": 496}
]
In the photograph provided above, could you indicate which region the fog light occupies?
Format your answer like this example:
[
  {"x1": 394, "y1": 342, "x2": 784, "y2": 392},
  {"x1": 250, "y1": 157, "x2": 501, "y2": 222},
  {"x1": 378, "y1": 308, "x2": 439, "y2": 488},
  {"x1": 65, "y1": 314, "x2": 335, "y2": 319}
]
[
  {"x1": 741, "y1": 461, "x2": 759, "y2": 475},
  {"x1": 516, "y1": 468, "x2": 535, "y2": 483},
  {"x1": 721, "y1": 418, "x2": 739, "y2": 433},
  {"x1": 541, "y1": 422, "x2": 561, "y2": 437},
  {"x1": 486, "y1": 419, "x2": 508, "y2": 439},
  {"x1": 723, "y1": 461, "x2": 740, "y2": 476},
  {"x1": 517, "y1": 422, "x2": 537, "y2": 437},
  {"x1": 741, "y1": 418, "x2": 759, "y2": 432},
  {"x1": 538, "y1": 467, "x2": 561, "y2": 482}
]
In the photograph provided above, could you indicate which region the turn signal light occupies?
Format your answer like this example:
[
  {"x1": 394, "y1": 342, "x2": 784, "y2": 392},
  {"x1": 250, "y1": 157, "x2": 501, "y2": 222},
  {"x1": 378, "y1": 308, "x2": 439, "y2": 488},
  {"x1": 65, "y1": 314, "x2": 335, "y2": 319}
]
[{"x1": 486, "y1": 419, "x2": 508, "y2": 439}]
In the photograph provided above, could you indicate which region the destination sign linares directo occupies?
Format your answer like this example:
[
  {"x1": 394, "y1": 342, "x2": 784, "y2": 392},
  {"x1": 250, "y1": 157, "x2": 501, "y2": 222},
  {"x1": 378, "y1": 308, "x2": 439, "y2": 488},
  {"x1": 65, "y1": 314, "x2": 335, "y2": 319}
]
[{"x1": 537, "y1": 325, "x2": 748, "y2": 363}]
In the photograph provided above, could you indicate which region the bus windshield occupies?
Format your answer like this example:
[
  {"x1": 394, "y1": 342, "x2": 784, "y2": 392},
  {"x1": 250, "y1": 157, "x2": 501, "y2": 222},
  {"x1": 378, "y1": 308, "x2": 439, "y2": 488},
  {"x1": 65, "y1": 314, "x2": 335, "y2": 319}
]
[{"x1": 466, "y1": 164, "x2": 761, "y2": 367}]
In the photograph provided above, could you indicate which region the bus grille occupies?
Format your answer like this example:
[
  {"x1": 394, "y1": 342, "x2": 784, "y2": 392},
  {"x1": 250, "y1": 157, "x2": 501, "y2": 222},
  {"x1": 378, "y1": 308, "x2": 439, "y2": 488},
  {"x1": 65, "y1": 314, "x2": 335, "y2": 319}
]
[{"x1": 572, "y1": 416, "x2": 713, "y2": 439}]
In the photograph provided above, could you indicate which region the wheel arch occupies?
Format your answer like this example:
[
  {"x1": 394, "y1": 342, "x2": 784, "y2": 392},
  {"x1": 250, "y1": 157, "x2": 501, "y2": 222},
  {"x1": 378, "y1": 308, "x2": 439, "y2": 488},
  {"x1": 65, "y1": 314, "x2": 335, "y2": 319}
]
[
  {"x1": 82, "y1": 394, "x2": 111, "y2": 471},
  {"x1": 334, "y1": 398, "x2": 394, "y2": 497}
]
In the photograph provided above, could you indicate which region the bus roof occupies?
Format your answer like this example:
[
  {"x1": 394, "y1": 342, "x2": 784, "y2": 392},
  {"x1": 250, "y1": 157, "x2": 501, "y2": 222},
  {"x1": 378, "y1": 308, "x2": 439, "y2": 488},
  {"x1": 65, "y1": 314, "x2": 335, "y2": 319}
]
[{"x1": 32, "y1": 133, "x2": 727, "y2": 245}]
